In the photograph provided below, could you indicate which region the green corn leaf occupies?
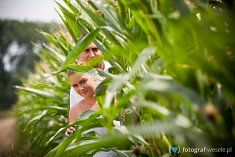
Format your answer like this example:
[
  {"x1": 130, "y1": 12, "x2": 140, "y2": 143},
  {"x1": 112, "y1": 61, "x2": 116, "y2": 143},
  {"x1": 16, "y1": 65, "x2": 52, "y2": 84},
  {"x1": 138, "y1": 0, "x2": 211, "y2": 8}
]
[
  {"x1": 130, "y1": 46, "x2": 157, "y2": 77},
  {"x1": 63, "y1": 13, "x2": 81, "y2": 38},
  {"x1": 23, "y1": 110, "x2": 48, "y2": 132},
  {"x1": 63, "y1": 0, "x2": 80, "y2": 16},
  {"x1": 15, "y1": 86, "x2": 63, "y2": 103},
  {"x1": 47, "y1": 127, "x2": 66, "y2": 145},
  {"x1": 55, "y1": 9, "x2": 77, "y2": 42}
]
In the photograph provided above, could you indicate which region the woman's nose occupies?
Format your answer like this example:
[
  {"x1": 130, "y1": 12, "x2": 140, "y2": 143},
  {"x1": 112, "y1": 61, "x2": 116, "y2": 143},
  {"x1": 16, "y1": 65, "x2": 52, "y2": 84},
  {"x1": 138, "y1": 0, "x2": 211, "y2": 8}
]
[
  {"x1": 79, "y1": 86, "x2": 85, "y2": 91},
  {"x1": 75, "y1": 85, "x2": 83, "y2": 92}
]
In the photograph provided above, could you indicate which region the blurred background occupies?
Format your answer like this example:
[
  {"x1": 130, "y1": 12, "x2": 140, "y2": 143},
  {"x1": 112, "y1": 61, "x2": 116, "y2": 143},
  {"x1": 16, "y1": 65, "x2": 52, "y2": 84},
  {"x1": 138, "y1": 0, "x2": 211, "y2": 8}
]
[{"x1": 0, "y1": 0, "x2": 62, "y2": 154}]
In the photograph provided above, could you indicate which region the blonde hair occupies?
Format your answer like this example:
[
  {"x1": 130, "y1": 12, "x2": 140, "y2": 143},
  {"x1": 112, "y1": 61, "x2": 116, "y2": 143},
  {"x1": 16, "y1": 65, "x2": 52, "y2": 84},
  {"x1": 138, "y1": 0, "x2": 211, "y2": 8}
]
[
  {"x1": 67, "y1": 70, "x2": 95, "y2": 82},
  {"x1": 67, "y1": 70, "x2": 84, "y2": 79}
]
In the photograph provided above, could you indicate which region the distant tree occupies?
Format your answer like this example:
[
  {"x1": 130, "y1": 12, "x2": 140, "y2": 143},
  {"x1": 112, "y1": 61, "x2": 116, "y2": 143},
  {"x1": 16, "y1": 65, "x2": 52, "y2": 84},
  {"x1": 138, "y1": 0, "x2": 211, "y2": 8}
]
[{"x1": 0, "y1": 20, "x2": 57, "y2": 110}]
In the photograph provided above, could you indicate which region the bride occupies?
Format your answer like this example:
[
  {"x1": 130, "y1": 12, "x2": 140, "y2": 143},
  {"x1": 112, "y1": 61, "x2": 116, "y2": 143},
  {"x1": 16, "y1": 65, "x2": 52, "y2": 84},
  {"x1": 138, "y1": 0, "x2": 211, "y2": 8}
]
[{"x1": 65, "y1": 71, "x2": 118, "y2": 157}]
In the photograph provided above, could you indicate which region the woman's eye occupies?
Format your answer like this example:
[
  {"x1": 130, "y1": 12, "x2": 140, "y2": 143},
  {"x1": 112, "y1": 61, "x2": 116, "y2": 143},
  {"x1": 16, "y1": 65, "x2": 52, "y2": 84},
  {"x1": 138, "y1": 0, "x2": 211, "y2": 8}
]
[
  {"x1": 73, "y1": 84, "x2": 78, "y2": 88},
  {"x1": 81, "y1": 79, "x2": 86, "y2": 84}
]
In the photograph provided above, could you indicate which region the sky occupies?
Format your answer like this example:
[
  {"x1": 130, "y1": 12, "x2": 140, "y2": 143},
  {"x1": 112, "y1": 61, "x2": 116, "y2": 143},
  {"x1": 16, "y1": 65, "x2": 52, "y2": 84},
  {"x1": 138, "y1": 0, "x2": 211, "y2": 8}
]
[{"x1": 0, "y1": 0, "x2": 64, "y2": 22}]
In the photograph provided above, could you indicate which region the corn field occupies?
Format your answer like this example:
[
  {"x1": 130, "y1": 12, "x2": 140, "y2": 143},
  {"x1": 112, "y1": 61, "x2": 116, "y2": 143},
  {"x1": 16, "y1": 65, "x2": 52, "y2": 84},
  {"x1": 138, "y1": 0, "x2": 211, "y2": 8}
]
[{"x1": 15, "y1": 0, "x2": 235, "y2": 157}]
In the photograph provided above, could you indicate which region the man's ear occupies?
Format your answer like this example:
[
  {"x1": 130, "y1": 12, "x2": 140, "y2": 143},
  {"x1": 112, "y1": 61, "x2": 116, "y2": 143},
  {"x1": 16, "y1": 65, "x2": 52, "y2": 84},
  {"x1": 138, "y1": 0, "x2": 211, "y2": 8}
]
[
  {"x1": 92, "y1": 77, "x2": 96, "y2": 81},
  {"x1": 75, "y1": 59, "x2": 87, "y2": 66},
  {"x1": 75, "y1": 59, "x2": 82, "y2": 65}
]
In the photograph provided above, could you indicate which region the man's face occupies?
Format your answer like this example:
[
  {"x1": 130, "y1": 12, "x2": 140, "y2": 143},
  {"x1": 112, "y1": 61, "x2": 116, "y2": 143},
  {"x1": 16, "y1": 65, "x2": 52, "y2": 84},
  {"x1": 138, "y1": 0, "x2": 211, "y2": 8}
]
[
  {"x1": 79, "y1": 43, "x2": 102, "y2": 62},
  {"x1": 70, "y1": 73, "x2": 96, "y2": 98}
]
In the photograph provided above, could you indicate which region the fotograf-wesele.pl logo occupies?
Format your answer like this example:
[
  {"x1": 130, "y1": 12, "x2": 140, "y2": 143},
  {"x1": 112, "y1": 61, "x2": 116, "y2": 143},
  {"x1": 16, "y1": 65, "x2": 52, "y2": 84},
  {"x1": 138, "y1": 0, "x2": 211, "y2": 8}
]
[{"x1": 170, "y1": 146, "x2": 180, "y2": 154}]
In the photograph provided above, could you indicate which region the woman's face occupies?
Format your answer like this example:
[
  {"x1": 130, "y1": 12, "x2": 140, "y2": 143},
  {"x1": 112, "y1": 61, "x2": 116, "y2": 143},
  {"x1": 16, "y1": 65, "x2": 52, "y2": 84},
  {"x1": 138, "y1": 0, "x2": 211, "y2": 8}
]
[
  {"x1": 70, "y1": 74, "x2": 96, "y2": 98},
  {"x1": 79, "y1": 43, "x2": 102, "y2": 62}
]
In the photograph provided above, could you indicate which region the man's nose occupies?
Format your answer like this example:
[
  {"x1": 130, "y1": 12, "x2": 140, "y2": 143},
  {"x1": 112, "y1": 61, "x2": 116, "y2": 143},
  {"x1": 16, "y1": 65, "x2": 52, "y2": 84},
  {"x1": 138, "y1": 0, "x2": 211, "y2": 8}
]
[{"x1": 88, "y1": 50, "x2": 95, "y2": 57}]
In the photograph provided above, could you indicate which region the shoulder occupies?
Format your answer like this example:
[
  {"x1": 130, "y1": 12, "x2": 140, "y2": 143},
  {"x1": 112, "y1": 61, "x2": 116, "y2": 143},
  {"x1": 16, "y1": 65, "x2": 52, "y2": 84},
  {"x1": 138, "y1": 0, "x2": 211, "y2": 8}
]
[{"x1": 70, "y1": 101, "x2": 82, "y2": 115}]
